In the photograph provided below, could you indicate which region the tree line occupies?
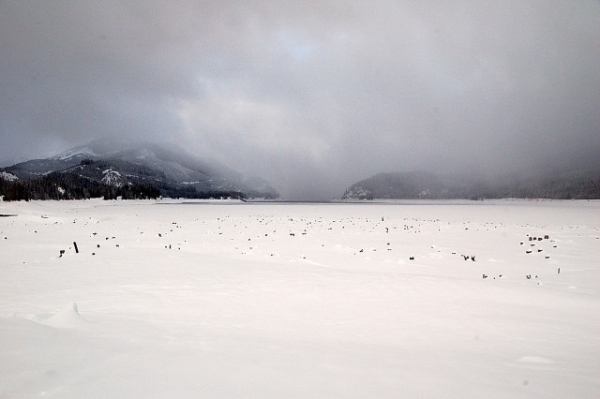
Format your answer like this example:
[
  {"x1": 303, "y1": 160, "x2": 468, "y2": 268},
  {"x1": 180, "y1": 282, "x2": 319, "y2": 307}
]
[
  {"x1": 0, "y1": 172, "x2": 161, "y2": 201},
  {"x1": 0, "y1": 171, "x2": 252, "y2": 201},
  {"x1": 342, "y1": 171, "x2": 600, "y2": 200}
]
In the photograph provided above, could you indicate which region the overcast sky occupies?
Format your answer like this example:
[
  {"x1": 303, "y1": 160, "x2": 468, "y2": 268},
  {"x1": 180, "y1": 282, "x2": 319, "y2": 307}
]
[{"x1": 1, "y1": 1, "x2": 599, "y2": 199}]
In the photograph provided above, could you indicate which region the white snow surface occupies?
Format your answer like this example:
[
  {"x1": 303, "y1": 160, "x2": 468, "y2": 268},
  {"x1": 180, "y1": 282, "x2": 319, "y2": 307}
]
[{"x1": 0, "y1": 199, "x2": 598, "y2": 398}]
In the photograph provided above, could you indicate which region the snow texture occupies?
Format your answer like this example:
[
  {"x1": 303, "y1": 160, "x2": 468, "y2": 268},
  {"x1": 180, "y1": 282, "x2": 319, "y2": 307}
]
[
  {"x1": 55, "y1": 146, "x2": 98, "y2": 160},
  {"x1": 0, "y1": 199, "x2": 598, "y2": 398},
  {"x1": 101, "y1": 169, "x2": 123, "y2": 187},
  {"x1": 0, "y1": 171, "x2": 18, "y2": 181}
]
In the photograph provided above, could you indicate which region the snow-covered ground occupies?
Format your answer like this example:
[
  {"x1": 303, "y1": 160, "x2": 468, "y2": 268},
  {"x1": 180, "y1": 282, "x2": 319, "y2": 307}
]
[{"x1": 1, "y1": 199, "x2": 598, "y2": 398}]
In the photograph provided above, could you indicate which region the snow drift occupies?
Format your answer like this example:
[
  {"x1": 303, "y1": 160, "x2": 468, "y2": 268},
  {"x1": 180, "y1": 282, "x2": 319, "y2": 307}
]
[{"x1": 0, "y1": 199, "x2": 598, "y2": 398}]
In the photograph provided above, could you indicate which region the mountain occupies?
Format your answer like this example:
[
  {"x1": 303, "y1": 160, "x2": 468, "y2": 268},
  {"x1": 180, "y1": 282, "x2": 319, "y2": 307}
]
[
  {"x1": 342, "y1": 168, "x2": 600, "y2": 200},
  {"x1": 2, "y1": 138, "x2": 279, "y2": 200},
  {"x1": 342, "y1": 171, "x2": 446, "y2": 200}
]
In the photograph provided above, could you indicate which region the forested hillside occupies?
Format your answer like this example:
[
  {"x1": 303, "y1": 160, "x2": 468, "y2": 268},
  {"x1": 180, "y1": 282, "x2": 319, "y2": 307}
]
[{"x1": 342, "y1": 170, "x2": 600, "y2": 200}]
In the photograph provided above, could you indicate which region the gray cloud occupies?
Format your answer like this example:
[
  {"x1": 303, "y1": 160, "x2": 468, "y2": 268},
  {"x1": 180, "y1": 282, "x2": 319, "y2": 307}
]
[{"x1": 1, "y1": 1, "x2": 599, "y2": 199}]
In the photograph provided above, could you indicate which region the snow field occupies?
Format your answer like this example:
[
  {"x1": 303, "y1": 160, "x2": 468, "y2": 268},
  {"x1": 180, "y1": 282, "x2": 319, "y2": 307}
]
[{"x1": 0, "y1": 199, "x2": 599, "y2": 398}]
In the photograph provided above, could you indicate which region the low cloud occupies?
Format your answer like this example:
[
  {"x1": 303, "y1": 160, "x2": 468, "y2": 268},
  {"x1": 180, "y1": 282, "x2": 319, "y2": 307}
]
[{"x1": 1, "y1": 1, "x2": 599, "y2": 199}]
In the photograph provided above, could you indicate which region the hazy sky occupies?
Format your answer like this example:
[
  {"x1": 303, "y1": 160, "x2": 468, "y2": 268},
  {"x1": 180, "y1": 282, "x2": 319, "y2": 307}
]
[{"x1": 1, "y1": 1, "x2": 599, "y2": 199}]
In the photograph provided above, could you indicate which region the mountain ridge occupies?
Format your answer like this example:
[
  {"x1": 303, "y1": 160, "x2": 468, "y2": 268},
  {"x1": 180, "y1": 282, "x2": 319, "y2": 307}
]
[
  {"x1": 342, "y1": 169, "x2": 600, "y2": 200},
  {"x1": 1, "y1": 139, "x2": 279, "y2": 200}
]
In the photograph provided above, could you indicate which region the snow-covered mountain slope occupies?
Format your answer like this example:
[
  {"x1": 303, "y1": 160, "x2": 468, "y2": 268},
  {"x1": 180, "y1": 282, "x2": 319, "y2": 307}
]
[
  {"x1": 4, "y1": 139, "x2": 279, "y2": 199},
  {"x1": 0, "y1": 171, "x2": 18, "y2": 181}
]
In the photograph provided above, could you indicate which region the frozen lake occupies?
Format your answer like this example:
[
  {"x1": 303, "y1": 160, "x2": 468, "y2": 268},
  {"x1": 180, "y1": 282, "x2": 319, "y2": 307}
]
[{"x1": 1, "y1": 199, "x2": 599, "y2": 398}]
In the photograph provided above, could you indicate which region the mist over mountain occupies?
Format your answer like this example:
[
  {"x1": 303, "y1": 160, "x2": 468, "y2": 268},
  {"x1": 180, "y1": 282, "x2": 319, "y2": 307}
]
[
  {"x1": 2, "y1": 2, "x2": 599, "y2": 200},
  {"x1": 3, "y1": 135, "x2": 599, "y2": 202},
  {"x1": 1, "y1": 138, "x2": 279, "y2": 200},
  {"x1": 343, "y1": 165, "x2": 600, "y2": 201}
]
